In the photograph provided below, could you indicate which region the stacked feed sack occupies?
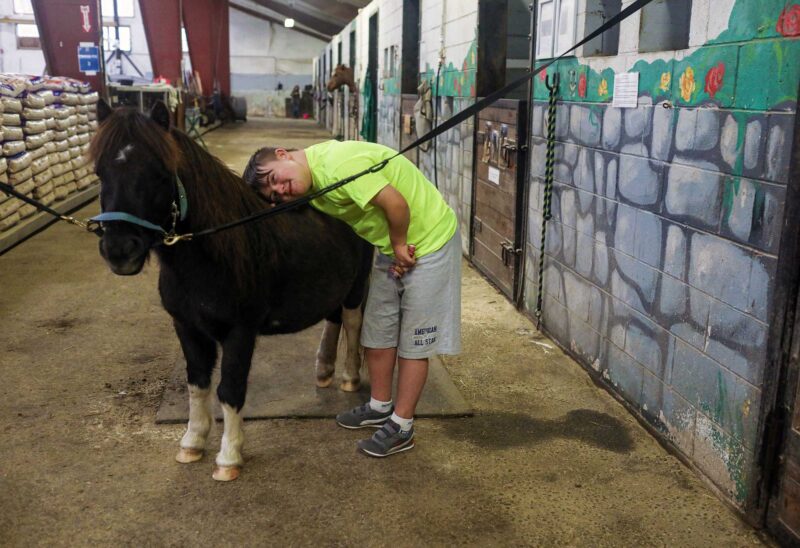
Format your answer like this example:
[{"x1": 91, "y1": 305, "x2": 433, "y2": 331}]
[
  {"x1": 0, "y1": 74, "x2": 39, "y2": 228},
  {"x1": 0, "y1": 74, "x2": 101, "y2": 234},
  {"x1": 0, "y1": 151, "x2": 15, "y2": 231},
  {"x1": 69, "y1": 78, "x2": 98, "y2": 191},
  {"x1": 45, "y1": 77, "x2": 81, "y2": 201},
  {"x1": 0, "y1": 92, "x2": 14, "y2": 230},
  {"x1": 22, "y1": 81, "x2": 56, "y2": 209},
  {"x1": 39, "y1": 88, "x2": 60, "y2": 205}
]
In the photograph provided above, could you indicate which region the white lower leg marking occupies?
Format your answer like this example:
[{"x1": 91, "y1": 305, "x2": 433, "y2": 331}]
[
  {"x1": 216, "y1": 403, "x2": 245, "y2": 467},
  {"x1": 342, "y1": 307, "x2": 363, "y2": 382},
  {"x1": 180, "y1": 385, "x2": 212, "y2": 450},
  {"x1": 315, "y1": 319, "x2": 341, "y2": 379}
]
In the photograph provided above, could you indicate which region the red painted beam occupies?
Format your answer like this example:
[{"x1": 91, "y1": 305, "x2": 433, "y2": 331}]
[
  {"x1": 183, "y1": 0, "x2": 230, "y2": 97},
  {"x1": 31, "y1": 0, "x2": 105, "y2": 94},
  {"x1": 139, "y1": 0, "x2": 182, "y2": 85}
]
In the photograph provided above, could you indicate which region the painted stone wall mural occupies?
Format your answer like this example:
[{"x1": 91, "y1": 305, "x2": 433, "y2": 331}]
[{"x1": 526, "y1": 0, "x2": 798, "y2": 510}]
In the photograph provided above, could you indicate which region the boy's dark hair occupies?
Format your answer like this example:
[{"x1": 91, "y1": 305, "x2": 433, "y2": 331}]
[{"x1": 243, "y1": 146, "x2": 297, "y2": 191}]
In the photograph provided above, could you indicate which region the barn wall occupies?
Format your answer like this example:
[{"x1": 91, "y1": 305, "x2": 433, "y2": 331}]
[
  {"x1": 415, "y1": 0, "x2": 478, "y2": 254},
  {"x1": 524, "y1": 0, "x2": 799, "y2": 510},
  {"x1": 312, "y1": 0, "x2": 800, "y2": 514},
  {"x1": 228, "y1": 5, "x2": 323, "y2": 83},
  {"x1": 375, "y1": 0, "x2": 403, "y2": 149},
  {"x1": 316, "y1": 0, "x2": 476, "y2": 252},
  {"x1": 227, "y1": 1, "x2": 324, "y2": 117}
]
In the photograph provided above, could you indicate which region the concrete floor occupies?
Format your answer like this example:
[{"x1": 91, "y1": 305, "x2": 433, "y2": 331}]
[{"x1": 0, "y1": 118, "x2": 769, "y2": 546}]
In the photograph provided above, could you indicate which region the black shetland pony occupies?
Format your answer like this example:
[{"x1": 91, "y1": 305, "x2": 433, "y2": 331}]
[{"x1": 90, "y1": 101, "x2": 371, "y2": 481}]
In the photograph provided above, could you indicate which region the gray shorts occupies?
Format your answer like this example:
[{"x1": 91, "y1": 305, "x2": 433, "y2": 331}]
[{"x1": 360, "y1": 228, "x2": 462, "y2": 359}]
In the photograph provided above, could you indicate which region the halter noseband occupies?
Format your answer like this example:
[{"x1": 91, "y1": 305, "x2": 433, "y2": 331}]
[{"x1": 88, "y1": 175, "x2": 188, "y2": 246}]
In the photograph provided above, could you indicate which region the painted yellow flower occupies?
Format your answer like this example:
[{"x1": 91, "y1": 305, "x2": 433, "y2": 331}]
[
  {"x1": 679, "y1": 67, "x2": 696, "y2": 102},
  {"x1": 597, "y1": 78, "x2": 608, "y2": 96},
  {"x1": 659, "y1": 72, "x2": 671, "y2": 92}
]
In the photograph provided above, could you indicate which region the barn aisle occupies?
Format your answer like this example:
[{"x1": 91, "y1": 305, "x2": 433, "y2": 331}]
[{"x1": 0, "y1": 119, "x2": 763, "y2": 546}]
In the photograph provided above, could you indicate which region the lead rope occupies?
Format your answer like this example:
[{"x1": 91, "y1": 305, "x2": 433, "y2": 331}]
[{"x1": 535, "y1": 73, "x2": 559, "y2": 329}]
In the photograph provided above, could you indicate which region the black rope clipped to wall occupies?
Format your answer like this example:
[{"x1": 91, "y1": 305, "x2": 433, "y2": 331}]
[{"x1": 535, "y1": 73, "x2": 560, "y2": 328}]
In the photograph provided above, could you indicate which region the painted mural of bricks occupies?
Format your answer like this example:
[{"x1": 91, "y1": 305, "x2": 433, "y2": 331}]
[{"x1": 525, "y1": 93, "x2": 791, "y2": 505}]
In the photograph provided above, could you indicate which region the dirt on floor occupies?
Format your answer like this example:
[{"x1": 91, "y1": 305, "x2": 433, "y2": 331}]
[{"x1": 0, "y1": 119, "x2": 769, "y2": 546}]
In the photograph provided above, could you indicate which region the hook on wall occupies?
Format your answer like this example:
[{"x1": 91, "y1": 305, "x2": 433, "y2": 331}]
[{"x1": 545, "y1": 72, "x2": 560, "y2": 92}]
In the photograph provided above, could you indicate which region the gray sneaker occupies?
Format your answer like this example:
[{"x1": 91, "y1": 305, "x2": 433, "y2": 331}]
[
  {"x1": 336, "y1": 402, "x2": 393, "y2": 429},
  {"x1": 357, "y1": 420, "x2": 415, "y2": 457}
]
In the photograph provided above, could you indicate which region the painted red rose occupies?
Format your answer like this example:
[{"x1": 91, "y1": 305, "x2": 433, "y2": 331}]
[
  {"x1": 578, "y1": 72, "x2": 587, "y2": 98},
  {"x1": 539, "y1": 69, "x2": 547, "y2": 82},
  {"x1": 777, "y1": 4, "x2": 800, "y2": 37},
  {"x1": 704, "y1": 62, "x2": 725, "y2": 98}
]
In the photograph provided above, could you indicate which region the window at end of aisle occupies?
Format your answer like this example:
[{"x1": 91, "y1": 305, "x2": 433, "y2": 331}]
[{"x1": 16, "y1": 23, "x2": 40, "y2": 49}]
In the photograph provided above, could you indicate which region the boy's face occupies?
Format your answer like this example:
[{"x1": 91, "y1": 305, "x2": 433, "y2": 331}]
[{"x1": 256, "y1": 149, "x2": 312, "y2": 203}]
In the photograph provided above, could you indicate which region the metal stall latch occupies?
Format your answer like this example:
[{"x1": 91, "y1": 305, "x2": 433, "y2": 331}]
[{"x1": 501, "y1": 240, "x2": 521, "y2": 267}]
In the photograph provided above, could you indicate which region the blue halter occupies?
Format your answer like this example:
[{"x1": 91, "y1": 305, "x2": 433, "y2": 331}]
[{"x1": 89, "y1": 176, "x2": 188, "y2": 240}]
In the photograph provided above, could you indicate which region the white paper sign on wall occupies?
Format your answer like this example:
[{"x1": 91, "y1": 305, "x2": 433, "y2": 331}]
[
  {"x1": 613, "y1": 72, "x2": 639, "y2": 108},
  {"x1": 488, "y1": 167, "x2": 500, "y2": 185}
]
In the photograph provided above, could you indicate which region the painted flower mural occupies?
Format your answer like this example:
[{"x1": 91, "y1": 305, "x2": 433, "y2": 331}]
[
  {"x1": 704, "y1": 62, "x2": 725, "y2": 98},
  {"x1": 578, "y1": 72, "x2": 587, "y2": 98},
  {"x1": 659, "y1": 72, "x2": 671, "y2": 92},
  {"x1": 679, "y1": 67, "x2": 696, "y2": 102},
  {"x1": 598, "y1": 79, "x2": 608, "y2": 97},
  {"x1": 777, "y1": 3, "x2": 800, "y2": 37}
]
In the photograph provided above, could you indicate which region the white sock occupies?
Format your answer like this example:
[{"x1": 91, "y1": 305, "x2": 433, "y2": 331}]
[
  {"x1": 369, "y1": 397, "x2": 393, "y2": 413},
  {"x1": 391, "y1": 412, "x2": 414, "y2": 432}
]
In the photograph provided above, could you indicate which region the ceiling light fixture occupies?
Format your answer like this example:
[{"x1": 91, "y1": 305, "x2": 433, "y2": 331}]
[{"x1": 284, "y1": 18, "x2": 295, "y2": 28}]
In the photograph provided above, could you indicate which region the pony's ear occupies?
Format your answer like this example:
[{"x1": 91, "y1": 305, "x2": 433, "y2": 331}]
[
  {"x1": 150, "y1": 101, "x2": 171, "y2": 131},
  {"x1": 96, "y1": 98, "x2": 113, "y2": 123}
]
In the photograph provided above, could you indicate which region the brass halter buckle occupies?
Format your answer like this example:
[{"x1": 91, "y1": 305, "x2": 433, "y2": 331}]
[{"x1": 163, "y1": 233, "x2": 192, "y2": 246}]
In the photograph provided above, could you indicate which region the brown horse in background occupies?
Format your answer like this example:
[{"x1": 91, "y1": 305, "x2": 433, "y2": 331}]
[
  {"x1": 327, "y1": 64, "x2": 359, "y2": 119},
  {"x1": 326, "y1": 64, "x2": 356, "y2": 92}
]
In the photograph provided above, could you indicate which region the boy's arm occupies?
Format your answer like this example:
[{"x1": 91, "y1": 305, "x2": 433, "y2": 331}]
[{"x1": 369, "y1": 185, "x2": 415, "y2": 268}]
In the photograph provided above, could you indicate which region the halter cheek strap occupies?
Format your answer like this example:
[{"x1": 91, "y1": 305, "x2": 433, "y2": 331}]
[{"x1": 88, "y1": 176, "x2": 188, "y2": 240}]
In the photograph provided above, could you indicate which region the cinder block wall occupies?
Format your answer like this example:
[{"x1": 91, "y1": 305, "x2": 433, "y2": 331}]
[
  {"x1": 377, "y1": 0, "x2": 404, "y2": 149},
  {"x1": 415, "y1": 0, "x2": 478, "y2": 254},
  {"x1": 525, "y1": 0, "x2": 799, "y2": 509}
]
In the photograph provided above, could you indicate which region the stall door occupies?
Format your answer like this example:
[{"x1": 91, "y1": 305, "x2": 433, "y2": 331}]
[
  {"x1": 768, "y1": 296, "x2": 800, "y2": 544},
  {"x1": 471, "y1": 98, "x2": 527, "y2": 300}
]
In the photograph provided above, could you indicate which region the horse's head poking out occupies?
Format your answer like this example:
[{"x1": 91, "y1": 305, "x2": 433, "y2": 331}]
[
  {"x1": 326, "y1": 64, "x2": 355, "y2": 92},
  {"x1": 90, "y1": 101, "x2": 181, "y2": 275}
]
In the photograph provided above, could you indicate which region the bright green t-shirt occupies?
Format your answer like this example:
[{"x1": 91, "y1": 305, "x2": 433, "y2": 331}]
[{"x1": 305, "y1": 140, "x2": 457, "y2": 258}]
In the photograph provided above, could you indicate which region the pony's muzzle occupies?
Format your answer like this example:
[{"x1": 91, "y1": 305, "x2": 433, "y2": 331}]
[{"x1": 99, "y1": 230, "x2": 149, "y2": 275}]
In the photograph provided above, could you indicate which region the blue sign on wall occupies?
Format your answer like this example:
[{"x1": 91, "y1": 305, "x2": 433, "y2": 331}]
[{"x1": 77, "y1": 45, "x2": 99, "y2": 73}]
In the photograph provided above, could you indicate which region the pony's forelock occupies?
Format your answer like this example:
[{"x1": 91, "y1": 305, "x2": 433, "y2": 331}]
[{"x1": 90, "y1": 108, "x2": 181, "y2": 173}]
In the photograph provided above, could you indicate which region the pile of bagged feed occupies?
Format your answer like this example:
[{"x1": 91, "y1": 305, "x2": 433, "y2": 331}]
[{"x1": 0, "y1": 74, "x2": 99, "y2": 232}]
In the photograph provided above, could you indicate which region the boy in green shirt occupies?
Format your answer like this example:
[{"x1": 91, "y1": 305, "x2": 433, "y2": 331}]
[{"x1": 245, "y1": 140, "x2": 461, "y2": 457}]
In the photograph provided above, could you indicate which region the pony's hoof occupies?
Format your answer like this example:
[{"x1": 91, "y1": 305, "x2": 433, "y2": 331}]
[
  {"x1": 175, "y1": 447, "x2": 204, "y2": 463},
  {"x1": 212, "y1": 465, "x2": 241, "y2": 482},
  {"x1": 340, "y1": 379, "x2": 360, "y2": 392},
  {"x1": 316, "y1": 374, "x2": 334, "y2": 388}
]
